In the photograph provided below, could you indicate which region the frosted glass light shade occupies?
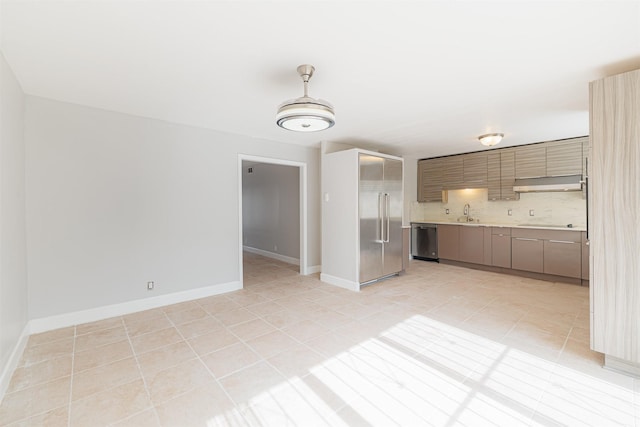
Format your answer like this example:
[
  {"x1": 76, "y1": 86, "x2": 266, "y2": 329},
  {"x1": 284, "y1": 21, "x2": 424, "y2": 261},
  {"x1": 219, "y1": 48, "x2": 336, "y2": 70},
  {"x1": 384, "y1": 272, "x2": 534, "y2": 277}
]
[{"x1": 478, "y1": 133, "x2": 504, "y2": 147}]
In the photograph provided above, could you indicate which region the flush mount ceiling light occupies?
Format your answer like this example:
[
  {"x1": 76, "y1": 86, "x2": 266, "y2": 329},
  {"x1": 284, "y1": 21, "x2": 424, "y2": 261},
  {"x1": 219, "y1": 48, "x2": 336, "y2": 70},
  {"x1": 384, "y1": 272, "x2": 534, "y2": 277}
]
[
  {"x1": 276, "y1": 64, "x2": 335, "y2": 132},
  {"x1": 478, "y1": 133, "x2": 504, "y2": 147}
]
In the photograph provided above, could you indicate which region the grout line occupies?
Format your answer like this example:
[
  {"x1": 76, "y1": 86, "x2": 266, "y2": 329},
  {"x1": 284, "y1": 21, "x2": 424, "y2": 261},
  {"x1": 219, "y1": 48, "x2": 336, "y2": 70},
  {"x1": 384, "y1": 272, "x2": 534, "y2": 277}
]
[
  {"x1": 66, "y1": 326, "x2": 76, "y2": 427},
  {"x1": 163, "y1": 310, "x2": 248, "y2": 422},
  {"x1": 121, "y1": 317, "x2": 161, "y2": 426}
]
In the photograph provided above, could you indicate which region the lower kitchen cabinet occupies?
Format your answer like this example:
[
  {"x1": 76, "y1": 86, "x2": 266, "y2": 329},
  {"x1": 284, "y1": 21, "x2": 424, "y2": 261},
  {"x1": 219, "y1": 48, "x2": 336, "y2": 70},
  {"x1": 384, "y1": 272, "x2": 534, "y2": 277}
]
[
  {"x1": 491, "y1": 228, "x2": 511, "y2": 268},
  {"x1": 511, "y1": 237, "x2": 544, "y2": 273},
  {"x1": 437, "y1": 224, "x2": 459, "y2": 261},
  {"x1": 543, "y1": 239, "x2": 581, "y2": 278},
  {"x1": 459, "y1": 226, "x2": 484, "y2": 264},
  {"x1": 434, "y1": 224, "x2": 584, "y2": 282},
  {"x1": 511, "y1": 228, "x2": 583, "y2": 276}
]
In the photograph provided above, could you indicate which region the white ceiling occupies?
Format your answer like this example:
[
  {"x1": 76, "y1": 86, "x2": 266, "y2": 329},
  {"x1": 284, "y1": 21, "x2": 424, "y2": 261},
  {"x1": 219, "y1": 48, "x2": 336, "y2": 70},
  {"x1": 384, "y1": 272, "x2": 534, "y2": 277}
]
[{"x1": 2, "y1": 1, "x2": 639, "y2": 158}]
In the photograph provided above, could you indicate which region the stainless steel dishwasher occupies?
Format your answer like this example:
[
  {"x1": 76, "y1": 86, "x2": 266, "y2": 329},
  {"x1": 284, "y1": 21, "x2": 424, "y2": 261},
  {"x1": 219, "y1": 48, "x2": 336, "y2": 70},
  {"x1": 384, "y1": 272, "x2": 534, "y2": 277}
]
[{"x1": 411, "y1": 223, "x2": 438, "y2": 261}]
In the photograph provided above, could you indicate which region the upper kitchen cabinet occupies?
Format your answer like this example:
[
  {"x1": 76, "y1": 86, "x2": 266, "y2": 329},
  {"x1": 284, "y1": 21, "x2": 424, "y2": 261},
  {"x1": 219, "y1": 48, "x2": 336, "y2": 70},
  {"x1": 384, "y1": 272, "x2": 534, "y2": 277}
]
[
  {"x1": 418, "y1": 137, "x2": 585, "y2": 203},
  {"x1": 514, "y1": 139, "x2": 585, "y2": 179},
  {"x1": 418, "y1": 158, "x2": 445, "y2": 202},
  {"x1": 487, "y1": 149, "x2": 519, "y2": 201},
  {"x1": 487, "y1": 152, "x2": 501, "y2": 201},
  {"x1": 546, "y1": 139, "x2": 583, "y2": 176},
  {"x1": 462, "y1": 152, "x2": 488, "y2": 188},
  {"x1": 500, "y1": 149, "x2": 519, "y2": 200},
  {"x1": 514, "y1": 145, "x2": 546, "y2": 178},
  {"x1": 443, "y1": 156, "x2": 464, "y2": 190}
]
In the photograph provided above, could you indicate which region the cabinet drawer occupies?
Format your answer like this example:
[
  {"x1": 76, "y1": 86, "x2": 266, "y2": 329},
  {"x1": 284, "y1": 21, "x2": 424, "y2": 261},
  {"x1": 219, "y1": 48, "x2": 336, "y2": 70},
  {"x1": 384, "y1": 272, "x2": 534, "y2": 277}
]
[
  {"x1": 491, "y1": 227, "x2": 511, "y2": 236},
  {"x1": 511, "y1": 228, "x2": 580, "y2": 241}
]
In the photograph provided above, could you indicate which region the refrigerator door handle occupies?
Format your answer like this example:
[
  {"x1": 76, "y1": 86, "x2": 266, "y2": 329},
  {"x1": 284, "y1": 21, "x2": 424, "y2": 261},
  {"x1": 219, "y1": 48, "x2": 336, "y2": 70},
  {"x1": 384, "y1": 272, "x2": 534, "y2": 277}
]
[
  {"x1": 378, "y1": 193, "x2": 384, "y2": 243},
  {"x1": 585, "y1": 157, "x2": 589, "y2": 240},
  {"x1": 384, "y1": 193, "x2": 391, "y2": 243}
]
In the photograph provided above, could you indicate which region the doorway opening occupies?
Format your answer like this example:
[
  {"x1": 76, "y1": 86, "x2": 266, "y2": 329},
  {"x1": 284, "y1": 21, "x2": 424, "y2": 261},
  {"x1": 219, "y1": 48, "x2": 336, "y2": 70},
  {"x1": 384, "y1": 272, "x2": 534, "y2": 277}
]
[{"x1": 238, "y1": 155, "x2": 308, "y2": 288}]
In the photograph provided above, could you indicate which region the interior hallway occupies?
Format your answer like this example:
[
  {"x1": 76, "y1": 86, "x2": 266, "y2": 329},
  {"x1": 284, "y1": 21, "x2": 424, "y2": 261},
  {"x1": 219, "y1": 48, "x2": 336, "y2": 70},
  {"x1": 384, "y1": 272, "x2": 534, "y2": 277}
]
[{"x1": 0, "y1": 254, "x2": 638, "y2": 426}]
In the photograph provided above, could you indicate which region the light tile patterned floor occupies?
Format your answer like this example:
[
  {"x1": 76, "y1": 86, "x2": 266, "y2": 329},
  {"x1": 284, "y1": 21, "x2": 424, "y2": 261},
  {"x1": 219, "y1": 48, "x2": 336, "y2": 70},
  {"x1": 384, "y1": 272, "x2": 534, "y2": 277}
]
[{"x1": 1, "y1": 253, "x2": 639, "y2": 426}]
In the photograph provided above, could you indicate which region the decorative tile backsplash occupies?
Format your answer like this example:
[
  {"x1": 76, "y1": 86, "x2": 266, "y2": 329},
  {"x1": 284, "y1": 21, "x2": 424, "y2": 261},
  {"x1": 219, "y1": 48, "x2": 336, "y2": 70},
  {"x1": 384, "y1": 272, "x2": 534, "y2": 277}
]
[{"x1": 411, "y1": 188, "x2": 586, "y2": 227}]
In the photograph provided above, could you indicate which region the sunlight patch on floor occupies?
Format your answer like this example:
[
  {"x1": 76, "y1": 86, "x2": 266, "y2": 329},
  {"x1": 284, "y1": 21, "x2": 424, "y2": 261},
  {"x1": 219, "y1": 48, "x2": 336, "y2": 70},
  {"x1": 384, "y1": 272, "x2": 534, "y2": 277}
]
[{"x1": 213, "y1": 314, "x2": 637, "y2": 426}]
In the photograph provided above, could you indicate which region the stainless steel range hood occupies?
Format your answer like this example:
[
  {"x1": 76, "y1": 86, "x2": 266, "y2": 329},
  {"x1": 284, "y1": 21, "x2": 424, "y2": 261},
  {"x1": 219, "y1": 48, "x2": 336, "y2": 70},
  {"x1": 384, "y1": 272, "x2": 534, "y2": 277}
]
[{"x1": 513, "y1": 174, "x2": 583, "y2": 192}]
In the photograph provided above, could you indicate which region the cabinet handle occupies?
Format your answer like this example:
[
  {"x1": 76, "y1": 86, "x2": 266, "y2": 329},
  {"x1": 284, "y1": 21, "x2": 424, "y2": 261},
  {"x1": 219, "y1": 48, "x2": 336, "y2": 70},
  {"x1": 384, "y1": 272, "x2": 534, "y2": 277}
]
[
  {"x1": 514, "y1": 238, "x2": 539, "y2": 241},
  {"x1": 549, "y1": 240, "x2": 577, "y2": 244}
]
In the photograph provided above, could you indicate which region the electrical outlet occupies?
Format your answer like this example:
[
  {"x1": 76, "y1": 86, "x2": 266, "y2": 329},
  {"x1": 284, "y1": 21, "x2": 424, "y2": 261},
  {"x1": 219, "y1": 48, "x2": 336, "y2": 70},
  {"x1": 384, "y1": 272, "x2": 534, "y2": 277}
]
[
  {"x1": 529, "y1": 209, "x2": 535, "y2": 216},
  {"x1": 445, "y1": 208, "x2": 450, "y2": 214},
  {"x1": 274, "y1": 245, "x2": 278, "y2": 252},
  {"x1": 508, "y1": 209, "x2": 512, "y2": 216},
  {"x1": 147, "y1": 281, "x2": 154, "y2": 290}
]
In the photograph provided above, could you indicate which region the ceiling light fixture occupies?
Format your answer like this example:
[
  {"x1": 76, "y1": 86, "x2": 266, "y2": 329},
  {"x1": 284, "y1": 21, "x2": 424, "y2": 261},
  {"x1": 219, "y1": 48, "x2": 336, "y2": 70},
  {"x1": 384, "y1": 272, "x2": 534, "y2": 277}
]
[
  {"x1": 478, "y1": 133, "x2": 504, "y2": 147},
  {"x1": 276, "y1": 64, "x2": 335, "y2": 132}
]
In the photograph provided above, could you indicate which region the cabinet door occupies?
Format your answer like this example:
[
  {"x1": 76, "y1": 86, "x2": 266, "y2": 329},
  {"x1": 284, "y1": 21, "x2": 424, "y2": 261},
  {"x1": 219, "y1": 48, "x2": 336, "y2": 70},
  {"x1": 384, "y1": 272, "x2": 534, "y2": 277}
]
[
  {"x1": 500, "y1": 149, "x2": 519, "y2": 200},
  {"x1": 515, "y1": 145, "x2": 546, "y2": 178},
  {"x1": 511, "y1": 237, "x2": 543, "y2": 272},
  {"x1": 487, "y1": 152, "x2": 501, "y2": 201},
  {"x1": 418, "y1": 159, "x2": 444, "y2": 202},
  {"x1": 543, "y1": 240, "x2": 581, "y2": 278},
  {"x1": 590, "y1": 68, "x2": 640, "y2": 362},
  {"x1": 443, "y1": 156, "x2": 464, "y2": 190},
  {"x1": 437, "y1": 224, "x2": 459, "y2": 261},
  {"x1": 463, "y1": 153, "x2": 488, "y2": 188},
  {"x1": 546, "y1": 140, "x2": 583, "y2": 176},
  {"x1": 491, "y1": 234, "x2": 512, "y2": 268},
  {"x1": 459, "y1": 226, "x2": 484, "y2": 264}
]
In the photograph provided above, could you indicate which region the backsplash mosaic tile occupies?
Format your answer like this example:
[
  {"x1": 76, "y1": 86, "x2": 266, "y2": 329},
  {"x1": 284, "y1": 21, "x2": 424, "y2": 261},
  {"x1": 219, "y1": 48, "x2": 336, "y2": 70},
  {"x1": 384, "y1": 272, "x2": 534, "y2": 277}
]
[{"x1": 411, "y1": 188, "x2": 586, "y2": 227}]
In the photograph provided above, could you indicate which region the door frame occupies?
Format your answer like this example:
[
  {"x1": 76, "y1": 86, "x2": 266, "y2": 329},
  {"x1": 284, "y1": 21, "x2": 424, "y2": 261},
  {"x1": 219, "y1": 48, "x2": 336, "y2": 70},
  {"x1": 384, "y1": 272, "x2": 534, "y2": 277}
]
[{"x1": 237, "y1": 154, "x2": 308, "y2": 287}]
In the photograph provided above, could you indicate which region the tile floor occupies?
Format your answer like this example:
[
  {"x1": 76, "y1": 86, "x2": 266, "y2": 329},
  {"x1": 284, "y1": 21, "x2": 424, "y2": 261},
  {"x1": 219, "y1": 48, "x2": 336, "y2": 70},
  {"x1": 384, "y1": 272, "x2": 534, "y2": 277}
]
[{"x1": 1, "y1": 253, "x2": 639, "y2": 426}]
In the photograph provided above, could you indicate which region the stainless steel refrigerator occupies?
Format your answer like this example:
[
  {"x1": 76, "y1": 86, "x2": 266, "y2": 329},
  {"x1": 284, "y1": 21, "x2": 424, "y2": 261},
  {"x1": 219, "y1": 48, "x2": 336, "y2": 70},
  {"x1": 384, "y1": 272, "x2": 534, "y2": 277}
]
[
  {"x1": 358, "y1": 153, "x2": 403, "y2": 284},
  {"x1": 320, "y1": 149, "x2": 404, "y2": 290}
]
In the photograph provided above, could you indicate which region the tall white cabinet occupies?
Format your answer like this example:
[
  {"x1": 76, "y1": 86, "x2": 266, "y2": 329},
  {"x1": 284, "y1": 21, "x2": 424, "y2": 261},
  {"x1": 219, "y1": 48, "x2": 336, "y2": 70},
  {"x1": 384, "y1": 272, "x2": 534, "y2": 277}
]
[
  {"x1": 589, "y1": 68, "x2": 640, "y2": 374},
  {"x1": 321, "y1": 149, "x2": 404, "y2": 291}
]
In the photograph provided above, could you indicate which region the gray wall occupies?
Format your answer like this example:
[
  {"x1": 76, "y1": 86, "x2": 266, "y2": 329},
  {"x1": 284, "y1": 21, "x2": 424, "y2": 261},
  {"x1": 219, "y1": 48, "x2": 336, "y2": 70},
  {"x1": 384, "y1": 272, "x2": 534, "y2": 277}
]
[
  {"x1": 0, "y1": 53, "x2": 28, "y2": 379},
  {"x1": 242, "y1": 162, "x2": 300, "y2": 260},
  {"x1": 25, "y1": 96, "x2": 321, "y2": 319}
]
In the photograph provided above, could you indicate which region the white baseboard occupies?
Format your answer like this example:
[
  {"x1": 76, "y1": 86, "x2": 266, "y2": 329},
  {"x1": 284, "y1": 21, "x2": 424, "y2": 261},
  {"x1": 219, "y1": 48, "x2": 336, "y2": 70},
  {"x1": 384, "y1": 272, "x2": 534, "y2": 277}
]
[
  {"x1": 0, "y1": 323, "x2": 30, "y2": 401},
  {"x1": 604, "y1": 354, "x2": 640, "y2": 378},
  {"x1": 29, "y1": 280, "x2": 242, "y2": 334},
  {"x1": 243, "y1": 246, "x2": 299, "y2": 266},
  {"x1": 319, "y1": 273, "x2": 360, "y2": 292},
  {"x1": 306, "y1": 265, "x2": 321, "y2": 274}
]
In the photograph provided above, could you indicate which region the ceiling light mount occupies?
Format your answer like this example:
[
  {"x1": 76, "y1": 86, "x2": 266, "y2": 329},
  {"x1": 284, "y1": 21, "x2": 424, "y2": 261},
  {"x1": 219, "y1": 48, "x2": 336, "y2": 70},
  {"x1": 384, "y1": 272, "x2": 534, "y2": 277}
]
[
  {"x1": 276, "y1": 64, "x2": 335, "y2": 132},
  {"x1": 478, "y1": 133, "x2": 504, "y2": 147}
]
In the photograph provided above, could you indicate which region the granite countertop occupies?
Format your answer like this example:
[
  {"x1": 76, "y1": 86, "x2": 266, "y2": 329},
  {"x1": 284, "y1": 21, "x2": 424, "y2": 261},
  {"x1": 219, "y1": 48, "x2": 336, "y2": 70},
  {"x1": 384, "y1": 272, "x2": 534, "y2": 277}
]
[{"x1": 410, "y1": 220, "x2": 586, "y2": 232}]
